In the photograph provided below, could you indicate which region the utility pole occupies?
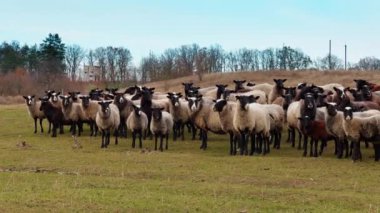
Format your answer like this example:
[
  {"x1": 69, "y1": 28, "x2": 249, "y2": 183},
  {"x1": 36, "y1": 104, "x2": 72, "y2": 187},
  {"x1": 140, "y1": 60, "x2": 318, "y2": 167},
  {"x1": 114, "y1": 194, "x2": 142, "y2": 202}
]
[
  {"x1": 345, "y1": 44, "x2": 347, "y2": 70},
  {"x1": 329, "y1": 40, "x2": 332, "y2": 70}
]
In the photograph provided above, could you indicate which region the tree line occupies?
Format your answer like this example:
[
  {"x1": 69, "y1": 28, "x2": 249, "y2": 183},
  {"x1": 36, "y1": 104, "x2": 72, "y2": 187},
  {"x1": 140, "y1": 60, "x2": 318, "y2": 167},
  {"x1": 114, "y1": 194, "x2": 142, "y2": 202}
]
[{"x1": 1, "y1": 33, "x2": 380, "y2": 85}]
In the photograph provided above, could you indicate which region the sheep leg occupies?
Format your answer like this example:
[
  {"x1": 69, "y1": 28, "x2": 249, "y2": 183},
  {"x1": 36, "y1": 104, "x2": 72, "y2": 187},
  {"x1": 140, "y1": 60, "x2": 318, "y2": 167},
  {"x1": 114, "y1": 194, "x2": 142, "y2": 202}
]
[
  {"x1": 106, "y1": 130, "x2": 111, "y2": 148},
  {"x1": 263, "y1": 135, "x2": 268, "y2": 155},
  {"x1": 290, "y1": 128, "x2": 295, "y2": 147},
  {"x1": 239, "y1": 133, "x2": 245, "y2": 155},
  {"x1": 78, "y1": 122, "x2": 83, "y2": 136},
  {"x1": 71, "y1": 122, "x2": 76, "y2": 136},
  {"x1": 233, "y1": 135, "x2": 238, "y2": 155},
  {"x1": 247, "y1": 134, "x2": 256, "y2": 155},
  {"x1": 303, "y1": 136, "x2": 308, "y2": 157},
  {"x1": 229, "y1": 133, "x2": 234, "y2": 155},
  {"x1": 287, "y1": 128, "x2": 291, "y2": 143},
  {"x1": 52, "y1": 123, "x2": 57, "y2": 137},
  {"x1": 309, "y1": 139, "x2": 314, "y2": 157},
  {"x1": 39, "y1": 118, "x2": 44, "y2": 133},
  {"x1": 374, "y1": 143, "x2": 380, "y2": 161},
  {"x1": 165, "y1": 133, "x2": 169, "y2": 150},
  {"x1": 94, "y1": 124, "x2": 98, "y2": 137},
  {"x1": 352, "y1": 141, "x2": 361, "y2": 162},
  {"x1": 154, "y1": 135, "x2": 158, "y2": 150},
  {"x1": 278, "y1": 131, "x2": 282, "y2": 149},
  {"x1": 203, "y1": 131, "x2": 208, "y2": 150},
  {"x1": 344, "y1": 139, "x2": 349, "y2": 158},
  {"x1": 139, "y1": 130, "x2": 143, "y2": 149},
  {"x1": 90, "y1": 122, "x2": 94, "y2": 136},
  {"x1": 365, "y1": 140, "x2": 369, "y2": 148},
  {"x1": 114, "y1": 129, "x2": 119, "y2": 145},
  {"x1": 159, "y1": 134, "x2": 164, "y2": 152},
  {"x1": 257, "y1": 134, "x2": 263, "y2": 154},
  {"x1": 132, "y1": 131, "x2": 136, "y2": 148},
  {"x1": 191, "y1": 125, "x2": 197, "y2": 141},
  {"x1": 34, "y1": 118, "x2": 37, "y2": 133},
  {"x1": 314, "y1": 140, "x2": 319, "y2": 157},
  {"x1": 48, "y1": 121, "x2": 51, "y2": 134},
  {"x1": 181, "y1": 123, "x2": 185, "y2": 141},
  {"x1": 59, "y1": 124, "x2": 64, "y2": 134},
  {"x1": 101, "y1": 130, "x2": 105, "y2": 148},
  {"x1": 138, "y1": 130, "x2": 143, "y2": 148},
  {"x1": 298, "y1": 131, "x2": 302, "y2": 150},
  {"x1": 172, "y1": 123, "x2": 177, "y2": 141}
]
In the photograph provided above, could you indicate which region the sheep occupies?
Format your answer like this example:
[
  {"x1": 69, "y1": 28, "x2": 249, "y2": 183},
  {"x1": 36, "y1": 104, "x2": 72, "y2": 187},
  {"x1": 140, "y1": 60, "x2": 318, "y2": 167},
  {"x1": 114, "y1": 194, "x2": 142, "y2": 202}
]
[
  {"x1": 39, "y1": 97, "x2": 65, "y2": 137},
  {"x1": 298, "y1": 115, "x2": 334, "y2": 157},
  {"x1": 203, "y1": 84, "x2": 228, "y2": 99},
  {"x1": 150, "y1": 107, "x2": 174, "y2": 151},
  {"x1": 167, "y1": 92, "x2": 192, "y2": 141},
  {"x1": 126, "y1": 105, "x2": 148, "y2": 149},
  {"x1": 59, "y1": 95, "x2": 87, "y2": 136},
  {"x1": 343, "y1": 106, "x2": 380, "y2": 161},
  {"x1": 79, "y1": 95, "x2": 99, "y2": 136},
  {"x1": 262, "y1": 104, "x2": 285, "y2": 149},
  {"x1": 213, "y1": 99, "x2": 240, "y2": 155},
  {"x1": 68, "y1": 91, "x2": 81, "y2": 103},
  {"x1": 354, "y1": 79, "x2": 380, "y2": 92},
  {"x1": 268, "y1": 79, "x2": 287, "y2": 104},
  {"x1": 286, "y1": 101, "x2": 303, "y2": 149},
  {"x1": 187, "y1": 95, "x2": 225, "y2": 150},
  {"x1": 23, "y1": 95, "x2": 49, "y2": 134},
  {"x1": 233, "y1": 95, "x2": 271, "y2": 155},
  {"x1": 223, "y1": 89, "x2": 267, "y2": 104},
  {"x1": 322, "y1": 103, "x2": 349, "y2": 158},
  {"x1": 113, "y1": 92, "x2": 134, "y2": 138},
  {"x1": 96, "y1": 100, "x2": 120, "y2": 148},
  {"x1": 245, "y1": 81, "x2": 274, "y2": 97}
]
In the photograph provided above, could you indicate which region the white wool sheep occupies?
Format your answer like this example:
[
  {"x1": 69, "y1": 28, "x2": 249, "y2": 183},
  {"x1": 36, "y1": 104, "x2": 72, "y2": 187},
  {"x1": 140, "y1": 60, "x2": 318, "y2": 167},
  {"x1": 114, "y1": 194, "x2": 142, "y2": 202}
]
[
  {"x1": 187, "y1": 95, "x2": 225, "y2": 150},
  {"x1": 213, "y1": 99, "x2": 241, "y2": 155},
  {"x1": 23, "y1": 95, "x2": 48, "y2": 134},
  {"x1": 96, "y1": 101, "x2": 121, "y2": 148},
  {"x1": 150, "y1": 108, "x2": 174, "y2": 151},
  {"x1": 233, "y1": 96, "x2": 271, "y2": 155},
  {"x1": 127, "y1": 105, "x2": 149, "y2": 149},
  {"x1": 59, "y1": 95, "x2": 88, "y2": 136}
]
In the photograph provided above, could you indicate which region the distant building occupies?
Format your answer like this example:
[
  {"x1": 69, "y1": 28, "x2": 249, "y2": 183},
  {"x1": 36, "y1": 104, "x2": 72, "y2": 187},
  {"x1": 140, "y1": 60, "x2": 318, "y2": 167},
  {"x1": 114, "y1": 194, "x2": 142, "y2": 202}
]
[{"x1": 83, "y1": 65, "x2": 101, "y2": 81}]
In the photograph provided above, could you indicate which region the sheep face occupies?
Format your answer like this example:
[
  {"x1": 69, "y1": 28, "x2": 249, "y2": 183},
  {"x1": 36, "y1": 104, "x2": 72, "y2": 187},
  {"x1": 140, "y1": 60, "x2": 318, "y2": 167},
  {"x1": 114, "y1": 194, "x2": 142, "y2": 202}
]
[
  {"x1": 236, "y1": 95, "x2": 258, "y2": 111},
  {"x1": 316, "y1": 93, "x2": 328, "y2": 107},
  {"x1": 333, "y1": 87, "x2": 345, "y2": 100},
  {"x1": 60, "y1": 95, "x2": 72, "y2": 108},
  {"x1": 187, "y1": 89, "x2": 199, "y2": 98},
  {"x1": 284, "y1": 87, "x2": 296, "y2": 97},
  {"x1": 343, "y1": 107, "x2": 354, "y2": 120},
  {"x1": 68, "y1": 92, "x2": 81, "y2": 101},
  {"x1": 304, "y1": 93, "x2": 316, "y2": 110},
  {"x1": 39, "y1": 97, "x2": 50, "y2": 111},
  {"x1": 45, "y1": 90, "x2": 55, "y2": 98},
  {"x1": 297, "y1": 83, "x2": 307, "y2": 90},
  {"x1": 98, "y1": 101, "x2": 113, "y2": 117},
  {"x1": 233, "y1": 80, "x2": 246, "y2": 91},
  {"x1": 89, "y1": 89, "x2": 102, "y2": 100},
  {"x1": 79, "y1": 96, "x2": 91, "y2": 108},
  {"x1": 273, "y1": 79, "x2": 287, "y2": 90},
  {"x1": 105, "y1": 88, "x2": 118, "y2": 95},
  {"x1": 216, "y1": 84, "x2": 228, "y2": 99},
  {"x1": 113, "y1": 93, "x2": 126, "y2": 106},
  {"x1": 133, "y1": 105, "x2": 143, "y2": 117},
  {"x1": 213, "y1": 99, "x2": 227, "y2": 112},
  {"x1": 167, "y1": 93, "x2": 182, "y2": 107},
  {"x1": 151, "y1": 108, "x2": 164, "y2": 121},
  {"x1": 281, "y1": 93, "x2": 294, "y2": 111},
  {"x1": 50, "y1": 92, "x2": 61, "y2": 103},
  {"x1": 354, "y1": 79, "x2": 369, "y2": 90},
  {"x1": 361, "y1": 85, "x2": 372, "y2": 99},
  {"x1": 182, "y1": 82, "x2": 194, "y2": 97},
  {"x1": 186, "y1": 96, "x2": 202, "y2": 112},
  {"x1": 23, "y1": 95, "x2": 35, "y2": 106},
  {"x1": 325, "y1": 103, "x2": 338, "y2": 116},
  {"x1": 246, "y1": 82, "x2": 255, "y2": 87}
]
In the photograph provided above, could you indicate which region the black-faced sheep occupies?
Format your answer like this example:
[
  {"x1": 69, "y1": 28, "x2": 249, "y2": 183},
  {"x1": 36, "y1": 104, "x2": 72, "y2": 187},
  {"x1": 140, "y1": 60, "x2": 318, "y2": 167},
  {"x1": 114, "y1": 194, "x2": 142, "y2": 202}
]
[
  {"x1": 150, "y1": 107, "x2": 174, "y2": 151},
  {"x1": 96, "y1": 101, "x2": 120, "y2": 148},
  {"x1": 127, "y1": 105, "x2": 148, "y2": 149},
  {"x1": 23, "y1": 95, "x2": 49, "y2": 134}
]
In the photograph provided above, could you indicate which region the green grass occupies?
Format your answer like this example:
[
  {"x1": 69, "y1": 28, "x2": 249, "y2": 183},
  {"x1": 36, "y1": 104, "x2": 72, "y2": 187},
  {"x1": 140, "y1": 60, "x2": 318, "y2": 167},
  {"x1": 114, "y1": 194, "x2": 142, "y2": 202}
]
[{"x1": 1, "y1": 104, "x2": 380, "y2": 212}]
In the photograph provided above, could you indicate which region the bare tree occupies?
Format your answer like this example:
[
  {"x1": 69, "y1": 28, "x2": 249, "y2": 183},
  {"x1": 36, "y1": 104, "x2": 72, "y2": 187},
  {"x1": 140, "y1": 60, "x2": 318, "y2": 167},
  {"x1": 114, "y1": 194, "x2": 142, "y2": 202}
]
[
  {"x1": 65, "y1": 44, "x2": 85, "y2": 80},
  {"x1": 94, "y1": 47, "x2": 107, "y2": 80},
  {"x1": 87, "y1": 50, "x2": 95, "y2": 66},
  {"x1": 116, "y1": 47, "x2": 132, "y2": 81}
]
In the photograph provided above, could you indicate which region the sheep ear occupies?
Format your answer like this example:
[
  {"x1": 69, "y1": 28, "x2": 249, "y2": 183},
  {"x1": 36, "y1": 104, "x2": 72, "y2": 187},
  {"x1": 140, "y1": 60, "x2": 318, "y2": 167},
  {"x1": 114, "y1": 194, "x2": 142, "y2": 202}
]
[
  {"x1": 212, "y1": 100, "x2": 217, "y2": 103},
  {"x1": 236, "y1": 95, "x2": 240, "y2": 100},
  {"x1": 185, "y1": 97, "x2": 189, "y2": 101},
  {"x1": 273, "y1": 79, "x2": 278, "y2": 83},
  {"x1": 282, "y1": 79, "x2": 287, "y2": 82},
  {"x1": 247, "y1": 82, "x2": 255, "y2": 86},
  {"x1": 59, "y1": 95, "x2": 64, "y2": 99},
  {"x1": 79, "y1": 96, "x2": 84, "y2": 99},
  {"x1": 149, "y1": 87, "x2": 155, "y2": 91},
  {"x1": 242, "y1": 80, "x2": 246, "y2": 83},
  {"x1": 23, "y1": 96, "x2": 28, "y2": 99},
  {"x1": 254, "y1": 96, "x2": 260, "y2": 100},
  {"x1": 178, "y1": 94, "x2": 183, "y2": 98},
  {"x1": 233, "y1": 80, "x2": 237, "y2": 83},
  {"x1": 333, "y1": 87, "x2": 339, "y2": 92}
]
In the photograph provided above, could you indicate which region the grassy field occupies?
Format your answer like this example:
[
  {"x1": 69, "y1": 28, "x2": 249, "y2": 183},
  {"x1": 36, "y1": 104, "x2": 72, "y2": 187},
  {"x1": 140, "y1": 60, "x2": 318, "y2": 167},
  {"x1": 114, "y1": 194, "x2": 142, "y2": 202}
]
[{"x1": 1, "y1": 104, "x2": 380, "y2": 212}]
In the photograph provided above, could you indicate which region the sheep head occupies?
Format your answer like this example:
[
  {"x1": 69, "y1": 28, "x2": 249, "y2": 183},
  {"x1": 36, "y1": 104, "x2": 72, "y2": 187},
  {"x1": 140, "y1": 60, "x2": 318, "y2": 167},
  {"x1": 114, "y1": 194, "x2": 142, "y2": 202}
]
[
  {"x1": 23, "y1": 95, "x2": 35, "y2": 106},
  {"x1": 151, "y1": 107, "x2": 164, "y2": 121},
  {"x1": 213, "y1": 99, "x2": 227, "y2": 112},
  {"x1": 343, "y1": 107, "x2": 354, "y2": 121},
  {"x1": 98, "y1": 101, "x2": 113, "y2": 116}
]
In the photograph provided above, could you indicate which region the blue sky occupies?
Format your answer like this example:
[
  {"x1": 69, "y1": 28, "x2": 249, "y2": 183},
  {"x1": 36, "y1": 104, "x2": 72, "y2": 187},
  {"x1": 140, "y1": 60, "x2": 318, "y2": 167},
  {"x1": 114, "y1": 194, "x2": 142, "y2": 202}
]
[{"x1": 1, "y1": 0, "x2": 379, "y2": 65}]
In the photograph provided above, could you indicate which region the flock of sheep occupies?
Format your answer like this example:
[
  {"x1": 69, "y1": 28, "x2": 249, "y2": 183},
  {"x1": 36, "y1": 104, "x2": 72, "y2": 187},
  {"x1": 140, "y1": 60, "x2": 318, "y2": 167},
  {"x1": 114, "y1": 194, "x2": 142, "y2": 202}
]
[{"x1": 23, "y1": 78, "x2": 380, "y2": 161}]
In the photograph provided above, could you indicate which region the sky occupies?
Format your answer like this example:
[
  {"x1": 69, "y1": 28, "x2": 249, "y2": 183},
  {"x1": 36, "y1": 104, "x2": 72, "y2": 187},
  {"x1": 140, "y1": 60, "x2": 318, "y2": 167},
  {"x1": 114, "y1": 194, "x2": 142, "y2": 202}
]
[{"x1": 1, "y1": 0, "x2": 379, "y2": 66}]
